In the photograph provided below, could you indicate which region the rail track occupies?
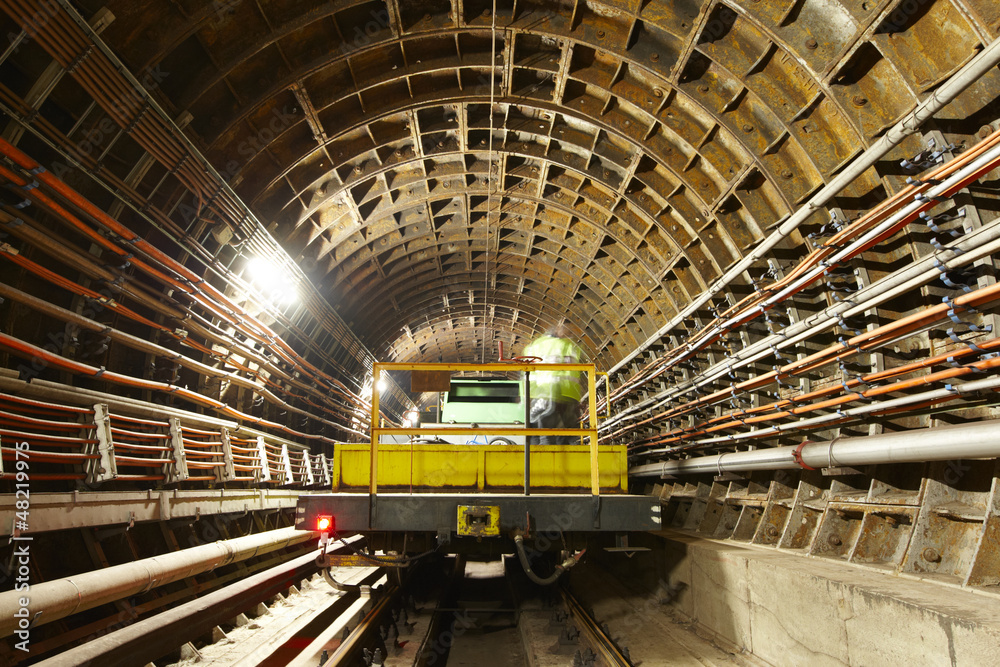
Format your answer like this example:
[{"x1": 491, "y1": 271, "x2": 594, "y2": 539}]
[
  {"x1": 45, "y1": 547, "x2": 724, "y2": 666},
  {"x1": 560, "y1": 587, "x2": 633, "y2": 667},
  {"x1": 178, "y1": 557, "x2": 634, "y2": 667}
]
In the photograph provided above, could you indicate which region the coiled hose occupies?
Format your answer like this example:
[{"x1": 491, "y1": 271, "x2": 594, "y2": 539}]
[{"x1": 514, "y1": 534, "x2": 585, "y2": 586}]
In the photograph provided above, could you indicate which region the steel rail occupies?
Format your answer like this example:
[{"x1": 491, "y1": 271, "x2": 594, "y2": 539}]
[
  {"x1": 315, "y1": 584, "x2": 401, "y2": 667},
  {"x1": 400, "y1": 555, "x2": 467, "y2": 667},
  {"x1": 561, "y1": 586, "x2": 633, "y2": 666},
  {"x1": 237, "y1": 568, "x2": 386, "y2": 667}
]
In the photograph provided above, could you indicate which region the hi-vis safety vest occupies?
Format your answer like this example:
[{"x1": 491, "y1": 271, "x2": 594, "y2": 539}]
[{"x1": 523, "y1": 335, "x2": 585, "y2": 402}]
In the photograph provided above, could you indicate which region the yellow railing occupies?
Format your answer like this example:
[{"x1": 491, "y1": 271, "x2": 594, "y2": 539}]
[
  {"x1": 596, "y1": 371, "x2": 610, "y2": 418},
  {"x1": 370, "y1": 362, "x2": 601, "y2": 496}
]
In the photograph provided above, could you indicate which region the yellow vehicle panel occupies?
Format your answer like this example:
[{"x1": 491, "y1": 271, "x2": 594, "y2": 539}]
[{"x1": 332, "y1": 443, "x2": 628, "y2": 493}]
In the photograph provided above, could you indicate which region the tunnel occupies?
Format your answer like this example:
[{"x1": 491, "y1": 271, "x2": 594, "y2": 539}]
[{"x1": 2, "y1": 0, "x2": 1000, "y2": 664}]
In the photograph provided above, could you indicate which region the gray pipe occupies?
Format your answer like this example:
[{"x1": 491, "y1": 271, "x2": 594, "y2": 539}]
[
  {"x1": 631, "y1": 418, "x2": 1000, "y2": 477},
  {"x1": 0, "y1": 526, "x2": 315, "y2": 637},
  {"x1": 29, "y1": 543, "x2": 360, "y2": 667},
  {"x1": 611, "y1": 35, "x2": 1000, "y2": 377}
]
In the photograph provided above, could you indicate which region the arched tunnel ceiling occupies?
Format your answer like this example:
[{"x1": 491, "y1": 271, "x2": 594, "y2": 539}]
[{"x1": 72, "y1": 0, "x2": 1000, "y2": 366}]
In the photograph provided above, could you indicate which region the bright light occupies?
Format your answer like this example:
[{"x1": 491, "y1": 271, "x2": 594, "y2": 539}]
[
  {"x1": 247, "y1": 257, "x2": 279, "y2": 282},
  {"x1": 317, "y1": 516, "x2": 333, "y2": 532},
  {"x1": 377, "y1": 378, "x2": 387, "y2": 392},
  {"x1": 245, "y1": 256, "x2": 297, "y2": 305}
]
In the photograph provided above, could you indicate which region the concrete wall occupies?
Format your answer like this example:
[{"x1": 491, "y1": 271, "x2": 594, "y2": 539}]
[{"x1": 591, "y1": 530, "x2": 1000, "y2": 666}]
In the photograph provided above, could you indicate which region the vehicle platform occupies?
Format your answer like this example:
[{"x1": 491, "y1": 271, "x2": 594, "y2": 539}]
[{"x1": 296, "y1": 492, "x2": 661, "y2": 533}]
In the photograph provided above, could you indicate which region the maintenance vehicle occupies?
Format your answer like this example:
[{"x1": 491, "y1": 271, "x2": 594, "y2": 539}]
[{"x1": 296, "y1": 362, "x2": 659, "y2": 575}]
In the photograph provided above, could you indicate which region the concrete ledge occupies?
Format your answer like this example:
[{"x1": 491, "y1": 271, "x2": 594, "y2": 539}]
[
  {"x1": 0, "y1": 489, "x2": 302, "y2": 536},
  {"x1": 655, "y1": 529, "x2": 1000, "y2": 666}
]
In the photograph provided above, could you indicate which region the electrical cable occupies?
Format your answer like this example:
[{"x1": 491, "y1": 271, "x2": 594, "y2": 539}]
[{"x1": 333, "y1": 532, "x2": 437, "y2": 566}]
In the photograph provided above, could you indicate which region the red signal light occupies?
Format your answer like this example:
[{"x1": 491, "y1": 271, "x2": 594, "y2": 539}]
[{"x1": 317, "y1": 515, "x2": 333, "y2": 532}]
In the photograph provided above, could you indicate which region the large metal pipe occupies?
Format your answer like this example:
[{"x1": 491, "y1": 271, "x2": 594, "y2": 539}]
[
  {"x1": 611, "y1": 35, "x2": 1000, "y2": 377},
  {"x1": 631, "y1": 418, "x2": 1000, "y2": 477},
  {"x1": 0, "y1": 526, "x2": 316, "y2": 637},
  {"x1": 30, "y1": 543, "x2": 375, "y2": 667}
]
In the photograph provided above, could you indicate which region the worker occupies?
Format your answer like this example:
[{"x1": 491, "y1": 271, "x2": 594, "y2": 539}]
[{"x1": 522, "y1": 324, "x2": 585, "y2": 445}]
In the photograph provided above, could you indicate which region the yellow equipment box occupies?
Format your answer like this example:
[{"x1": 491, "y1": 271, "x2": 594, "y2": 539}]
[{"x1": 330, "y1": 442, "x2": 628, "y2": 493}]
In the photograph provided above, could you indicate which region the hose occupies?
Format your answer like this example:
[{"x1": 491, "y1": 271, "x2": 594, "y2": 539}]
[
  {"x1": 513, "y1": 535, "x2": 585, "y2": 586},
  {"x1": 320, "y1": 566, "x2": 371, "y2": 596}
]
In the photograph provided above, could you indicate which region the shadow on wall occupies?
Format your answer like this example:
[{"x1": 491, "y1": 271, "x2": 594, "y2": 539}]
[{"x1": 584, "y1": 530, "x2": 751, "y2": 657}]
